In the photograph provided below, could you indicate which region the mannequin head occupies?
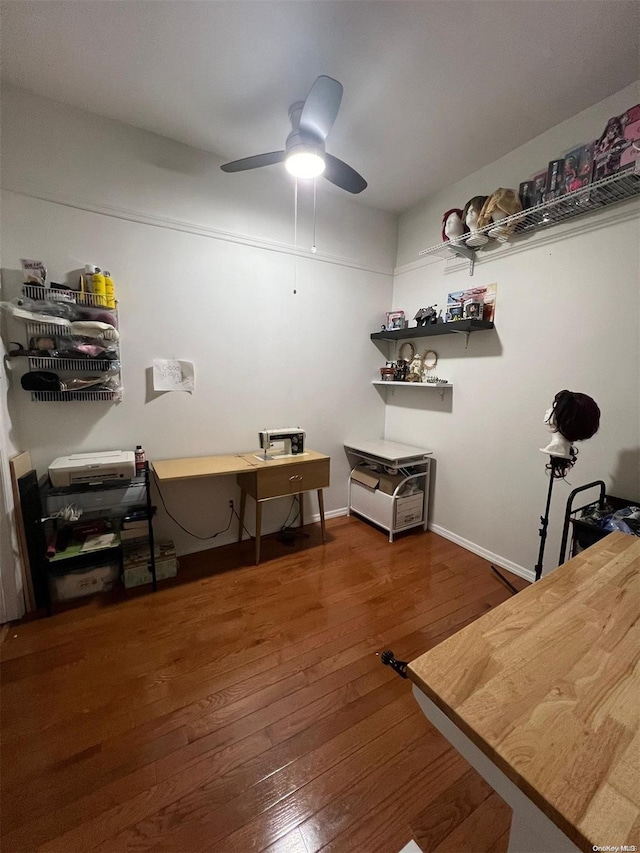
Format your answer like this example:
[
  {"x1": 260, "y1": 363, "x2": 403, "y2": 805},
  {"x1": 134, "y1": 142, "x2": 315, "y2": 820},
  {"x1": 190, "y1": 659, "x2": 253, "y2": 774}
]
[
  {"x1": 540, "y1": 390, "x2": 601, "y2": 476},
  {"x1": 441, "y1": 209, "x2": 466, "y2": 242},
  {"x1": 462, "y1": 196, "x2": 489, "y2": 232}
]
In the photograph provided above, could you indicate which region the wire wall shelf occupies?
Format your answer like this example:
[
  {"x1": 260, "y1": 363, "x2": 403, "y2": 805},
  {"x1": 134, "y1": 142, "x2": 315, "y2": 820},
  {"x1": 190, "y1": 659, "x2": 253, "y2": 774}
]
[
  {"x1": 23, "y1": 283, "x2": 117, "y2": 309},
  {"x1": 27, "y1": 356, "x2": 119, "y2": 373},
  {"x1": 31, "y1": 390, "x2": 122, "y2": 403},
  {"x1": 18, "y1": 282, "x2": 123, "y2": 404},
  {"x1": 26, "y1": 321, "x2": 72, "y2": 338},
  {"x1": 418, "y1": 170, "x2": 640, "y2": 272}
]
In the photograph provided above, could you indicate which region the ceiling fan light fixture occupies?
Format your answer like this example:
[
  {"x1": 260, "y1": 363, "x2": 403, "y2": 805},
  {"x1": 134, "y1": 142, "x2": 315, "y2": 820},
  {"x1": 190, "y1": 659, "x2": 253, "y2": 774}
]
[
  {"x1": 221, "y1": 76, "x2": 366, "y2": 193},
  {"x1": 285, "y1": 150, "x2": 325, "y2": 179}
]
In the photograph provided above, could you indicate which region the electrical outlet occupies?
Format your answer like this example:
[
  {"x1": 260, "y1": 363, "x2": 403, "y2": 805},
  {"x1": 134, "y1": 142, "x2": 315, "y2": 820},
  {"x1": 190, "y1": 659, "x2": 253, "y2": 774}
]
[{"x1": 229, "y1": 499, "x2": 234, "y2": 510}]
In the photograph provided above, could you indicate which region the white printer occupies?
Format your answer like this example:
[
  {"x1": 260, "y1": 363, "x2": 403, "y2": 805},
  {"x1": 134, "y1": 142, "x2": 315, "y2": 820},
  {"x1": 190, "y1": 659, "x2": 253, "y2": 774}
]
[{"x1": 48, "y1": 451, "x2": 136, "y2": 487}]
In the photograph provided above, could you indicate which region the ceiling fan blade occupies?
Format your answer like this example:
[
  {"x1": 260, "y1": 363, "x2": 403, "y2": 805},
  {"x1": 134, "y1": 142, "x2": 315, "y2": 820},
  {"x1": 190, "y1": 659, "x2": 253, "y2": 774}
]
[
  {"x1": 323, "y1": 153, "x2": 367, "y2": 194},
  {"x1": 299, "y1": 76, "x2": 343, "y2": 142},
  {"x1": 220, "y1": 151, "x2": 286, "y2": 173}
]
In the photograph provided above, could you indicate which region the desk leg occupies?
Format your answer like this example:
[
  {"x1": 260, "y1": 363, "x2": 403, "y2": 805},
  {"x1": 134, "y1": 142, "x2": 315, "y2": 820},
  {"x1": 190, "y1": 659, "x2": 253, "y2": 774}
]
[
  {"x1": 298, "y1": 493, "x2": 305, "y2": 529},
  {"x1": 238, "y1": 489, "x2": 246, "y2": 543},
  {"x1": 255, "y1": 500, "x2": 262, "y2": 565},
  {"x1": 317, "y1": 489, "x2": 326, "y2": 544}
]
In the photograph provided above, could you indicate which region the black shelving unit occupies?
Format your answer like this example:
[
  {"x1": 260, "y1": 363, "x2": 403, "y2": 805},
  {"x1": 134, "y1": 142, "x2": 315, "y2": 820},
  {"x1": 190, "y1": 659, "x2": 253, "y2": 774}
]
[
  {"x1": 36, "y1": 462, "x2": 156, "y2": 613},
  {"x1": 371, "y1": 318, "x2": 494, "y2": 342}
]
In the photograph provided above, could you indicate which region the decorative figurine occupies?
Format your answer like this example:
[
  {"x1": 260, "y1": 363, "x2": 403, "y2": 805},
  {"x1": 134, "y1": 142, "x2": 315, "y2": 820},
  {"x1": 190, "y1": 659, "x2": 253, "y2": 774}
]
[
  {"x1": 406, "y1": 352, "x2": 424, "y2": 382},
  {"x1": 462, "y1": 195, "x2": 490, "y2": 247},
  {"x1": 394, "y1": 359, "x2": 409, "y2": 382},
  {"x1": 414, "y1": 306, "x2": 437, "y2": 327},
  {"x1": 441, "y1": 209, "x2": 466, "y2": 244},
  {"x1": 463, "y1": 298, "x2": 484, "y2": 319},
  {"x1": 477, "y1": 188, "x2": 523, "y2": 241}
]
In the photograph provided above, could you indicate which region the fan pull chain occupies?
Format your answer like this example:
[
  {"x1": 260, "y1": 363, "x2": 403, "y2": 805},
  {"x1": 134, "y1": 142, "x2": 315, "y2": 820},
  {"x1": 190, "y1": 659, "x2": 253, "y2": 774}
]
[
  {"x1": 312, "y1": 178, "x2": 317, "y2": 254},
  {"x1": 293, "y1": 177, "x2": 298, "y2": 295}
]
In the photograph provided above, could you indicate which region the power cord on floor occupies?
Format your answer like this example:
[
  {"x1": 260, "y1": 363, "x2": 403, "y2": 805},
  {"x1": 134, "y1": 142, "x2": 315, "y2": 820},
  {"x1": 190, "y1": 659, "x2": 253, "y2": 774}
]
[
  {"x1": 152, "y1": 467, "x2": 234, "y2": 540},
  {"x1": 278, "y1": 497, "x2": 310, "y2": 544}
]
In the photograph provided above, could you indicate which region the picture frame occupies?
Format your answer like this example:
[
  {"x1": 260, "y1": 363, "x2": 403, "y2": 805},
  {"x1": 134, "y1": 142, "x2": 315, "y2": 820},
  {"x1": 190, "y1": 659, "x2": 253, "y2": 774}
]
[{"x1": 385, "y1": 310, "x2": 406, "y2": 331}]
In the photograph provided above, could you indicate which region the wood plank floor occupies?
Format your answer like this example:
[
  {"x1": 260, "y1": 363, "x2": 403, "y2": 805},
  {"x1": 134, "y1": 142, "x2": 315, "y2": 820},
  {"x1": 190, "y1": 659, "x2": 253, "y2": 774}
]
[{"x1": 1, "y1": 516, "x2": 527, "y2": 852}]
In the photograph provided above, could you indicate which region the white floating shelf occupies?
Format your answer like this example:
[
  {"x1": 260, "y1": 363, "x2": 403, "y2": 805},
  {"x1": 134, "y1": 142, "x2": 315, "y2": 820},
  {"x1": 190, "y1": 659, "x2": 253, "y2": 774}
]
[{"x1": 372, "y1": 381, "x2": 452, "y2": 389}]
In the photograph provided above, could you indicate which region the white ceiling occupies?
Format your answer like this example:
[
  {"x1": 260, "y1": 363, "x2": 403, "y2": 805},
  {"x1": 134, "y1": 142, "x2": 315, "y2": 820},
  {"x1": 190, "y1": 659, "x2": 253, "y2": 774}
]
[{"x1": 1, "y1": 1, "x2": 638, "y2": 214}]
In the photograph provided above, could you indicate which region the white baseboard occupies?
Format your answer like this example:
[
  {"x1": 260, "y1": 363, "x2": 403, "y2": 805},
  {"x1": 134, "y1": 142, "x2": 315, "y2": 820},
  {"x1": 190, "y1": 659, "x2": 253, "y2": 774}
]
[
  {"x1": 428, "y1": 523, "x2": 535, "y2": 584},
  {"x1": 308, "y1": 506, "x2": 349, "y2": 522}
]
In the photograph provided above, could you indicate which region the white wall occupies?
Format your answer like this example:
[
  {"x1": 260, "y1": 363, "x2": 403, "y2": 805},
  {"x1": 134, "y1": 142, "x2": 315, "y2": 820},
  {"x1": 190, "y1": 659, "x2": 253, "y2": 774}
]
[
  {"x1": 391, "y1": 83, "x2": 640, "y2": 579},
  {"x1": 1, "y1": 84, "x2": 397, "y2": 557}
]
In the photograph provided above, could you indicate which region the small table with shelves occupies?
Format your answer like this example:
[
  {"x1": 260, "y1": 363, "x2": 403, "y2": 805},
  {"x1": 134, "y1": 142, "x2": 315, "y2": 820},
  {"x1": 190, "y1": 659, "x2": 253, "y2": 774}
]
[
  {"x1": 39, "y1": 462, "x2": 156, "y2": 610},
  {"x1": 344, "y1": 439, "x2": 433, "y2": 542}
]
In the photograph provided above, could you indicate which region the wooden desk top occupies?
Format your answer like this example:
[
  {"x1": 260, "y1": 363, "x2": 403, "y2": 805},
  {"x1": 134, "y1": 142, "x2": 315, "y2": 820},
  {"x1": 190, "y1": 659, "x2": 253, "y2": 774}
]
[
  {"x1": 408, "y1": 532, "x2": 640, "y2": 852},
  {"x1": 153, "y1": 450, "x2": 328, "y2": 481}
]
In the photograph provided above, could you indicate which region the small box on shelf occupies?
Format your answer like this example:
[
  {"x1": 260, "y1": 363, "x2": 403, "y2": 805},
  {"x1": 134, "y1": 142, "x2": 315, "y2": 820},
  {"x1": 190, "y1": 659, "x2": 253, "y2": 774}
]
[
  {"x1": 123, "y1": 558, "x2": 178, "y2": 589},
  {"x1": 49, "y1": 560, "x2": 120, "y2": 602},
  {"x1": 122, "y1": 540, "x2": 177, "y2": 588}
]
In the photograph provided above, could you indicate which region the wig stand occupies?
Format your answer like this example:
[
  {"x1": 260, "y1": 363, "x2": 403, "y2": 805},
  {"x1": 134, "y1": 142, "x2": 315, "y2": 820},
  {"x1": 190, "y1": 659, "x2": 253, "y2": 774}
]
[{"x1": 491, "y1": 456, "x2": 565, "y2": 594}]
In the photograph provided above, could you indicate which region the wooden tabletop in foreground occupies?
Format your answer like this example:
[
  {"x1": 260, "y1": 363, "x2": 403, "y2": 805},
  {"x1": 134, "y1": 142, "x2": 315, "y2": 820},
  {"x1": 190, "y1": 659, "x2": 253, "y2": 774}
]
[{"x1": 408, "y1": 531, "x2": 640, "y2": 852}]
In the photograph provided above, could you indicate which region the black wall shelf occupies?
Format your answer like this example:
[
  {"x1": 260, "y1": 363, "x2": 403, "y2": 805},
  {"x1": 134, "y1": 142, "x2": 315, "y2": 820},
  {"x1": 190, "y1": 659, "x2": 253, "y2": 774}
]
[{"x1": 371, "y1": 318, "x2": 494, "y2": 342}]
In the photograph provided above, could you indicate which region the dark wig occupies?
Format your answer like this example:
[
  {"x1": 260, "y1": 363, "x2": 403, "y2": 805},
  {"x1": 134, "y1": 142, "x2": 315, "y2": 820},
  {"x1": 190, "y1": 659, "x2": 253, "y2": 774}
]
[
  {"x1": 551, "y1": 390, "x2": 600, "y2": 442},
  {"x1": 547, "y1": 390, "x2": 601, "y2": 479}
]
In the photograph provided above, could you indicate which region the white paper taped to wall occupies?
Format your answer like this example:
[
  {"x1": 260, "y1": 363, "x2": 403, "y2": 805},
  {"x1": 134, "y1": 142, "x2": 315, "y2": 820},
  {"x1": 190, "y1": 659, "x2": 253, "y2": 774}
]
[{"x1": 152, "y1": 359, "x2": 195, "y2": 393}]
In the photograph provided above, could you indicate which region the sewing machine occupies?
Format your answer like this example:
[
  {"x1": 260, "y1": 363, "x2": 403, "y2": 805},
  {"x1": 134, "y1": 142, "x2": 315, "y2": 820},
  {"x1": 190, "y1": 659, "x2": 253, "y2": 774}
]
[{"x1": 257, "y1": 428, "x2": 306, "y2": 460}]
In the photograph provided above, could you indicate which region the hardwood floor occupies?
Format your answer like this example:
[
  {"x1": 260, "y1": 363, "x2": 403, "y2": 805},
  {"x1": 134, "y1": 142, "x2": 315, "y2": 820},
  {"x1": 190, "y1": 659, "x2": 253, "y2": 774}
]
[{"x1": 1, "y1": 517, "x2": 527, "y2": 852}]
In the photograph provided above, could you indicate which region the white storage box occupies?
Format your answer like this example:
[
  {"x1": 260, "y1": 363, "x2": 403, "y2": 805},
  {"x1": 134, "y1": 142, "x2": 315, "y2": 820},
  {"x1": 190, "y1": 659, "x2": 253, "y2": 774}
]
[
  {"x1": 122, "y1": 558, "x2": 178, "y2": 589},
  {"x1": 49, "y1": 561, "x2": 119, "y2": 602},
  {"x1": 350, "y1": 480, "x2": 424, "y2": 532},
  {"x1": 395, "y1": 492, "x2": 424, "y2": 527}
]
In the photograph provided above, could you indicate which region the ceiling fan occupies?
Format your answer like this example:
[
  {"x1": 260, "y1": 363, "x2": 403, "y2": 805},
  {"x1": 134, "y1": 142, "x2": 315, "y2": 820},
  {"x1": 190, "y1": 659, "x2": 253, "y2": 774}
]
[{"x1": 220, "y1": 75, "x2": 367, "y2": 194}]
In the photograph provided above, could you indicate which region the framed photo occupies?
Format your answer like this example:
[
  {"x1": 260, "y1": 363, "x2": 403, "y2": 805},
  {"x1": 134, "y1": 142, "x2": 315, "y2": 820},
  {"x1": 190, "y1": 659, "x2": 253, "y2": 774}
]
[{"x1": 385, "y1": 311, "x2": 406, "y2": 330}]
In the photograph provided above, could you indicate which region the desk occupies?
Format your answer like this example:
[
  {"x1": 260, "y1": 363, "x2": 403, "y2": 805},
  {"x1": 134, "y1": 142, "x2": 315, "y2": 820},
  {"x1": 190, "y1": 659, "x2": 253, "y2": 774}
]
[
  {"x1": 153, "y1": 450, "x2": 330, "y2": 565},
  {"x1": 407, "y1": 532, "x2": 640, "y2": 853},
  {"x1": 236, "y1": 450, "x2": 330, "y2": 564}
]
